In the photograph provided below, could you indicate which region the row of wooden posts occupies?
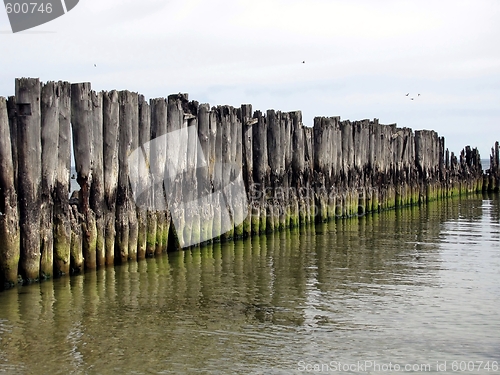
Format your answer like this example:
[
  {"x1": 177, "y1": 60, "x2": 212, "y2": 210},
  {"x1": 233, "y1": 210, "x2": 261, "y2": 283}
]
[{"x1": 0, "y1": 78, "x2": 496, "y2": 287}]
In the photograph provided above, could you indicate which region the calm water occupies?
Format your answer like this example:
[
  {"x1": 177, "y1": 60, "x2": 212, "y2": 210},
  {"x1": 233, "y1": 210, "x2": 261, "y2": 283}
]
[{"x1": 0, "y1": 194, "x2": 499, "y2": 374}]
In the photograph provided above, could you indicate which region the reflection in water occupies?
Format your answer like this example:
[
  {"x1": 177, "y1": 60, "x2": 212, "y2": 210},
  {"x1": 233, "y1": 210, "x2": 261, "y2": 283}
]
[{"x1": 0, "y1": 195, "x2": 499, "y2": 374}]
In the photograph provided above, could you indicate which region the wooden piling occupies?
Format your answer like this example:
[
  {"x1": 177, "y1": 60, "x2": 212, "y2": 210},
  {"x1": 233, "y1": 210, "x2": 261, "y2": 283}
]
[
  {"x1": 166, "y1": 94, "x2": 188, "y2": 247},
  {"x1": 127, "y1": 92, "x2": 139, "y2": 261},
  {"x1": 252, "y1": 110, "x2": 268, "y2": 234},
  {"x1": 313, "y1": 117, "x2": 330, "y2": 222},
  {"x1": 150, "y1": 98, "x2": 168, "y2": 254},
  {"x1": 71, "y1": 82, "x2": 97, "y2": 270},
  {"x1": 231, "y1": 107, "x2": 245, "y2": 238},
  {"x1": 303, "y1": 126, "x2": 314, "y2": 222},
  {"x1": 240, "y1": 104, "x2": 253, "y2": 237},
  {"x1": 267, "y1": 109, "x2": 281, "y2": 230},
  {"x1": 290, "y1": 111, "x2": 305, "y2": 225},
  {"x1": 220, "y1": 106, "x2": 234, "y2": 240},
  {"x1": 40, "y1": 81, "x2": 60, "y2": 279},
  {"x1": 6, "y1": 97, "x2": 18, "y2": 193},
  {"x1": 209, "y1": 109, "x2": 222, "y2": 240},
  {"x1": 102, "y1": 91, "x2": 120, "y2": 266},
  {"x1": 0, "y1": 97, "x2": 20, "y2": 286},
  {"x1": 184, "y1": 100, "x2": 200, "y2": 246},
  {"x1": 281, "y1": 112, "x2": 294, "y2": 227},
  {"x1": 198, "y1": 103, "x2": 213, "y2": 244},
  {"x1": 116, "y1": 90, "x2": 138, "y2": 262},
  {"x1": 136, "y1": 95, "x2": 150, "y2": 260},
  {"x1": 90, "y1": 91, "x2": 105, "y2": 267},
  {"x1": 16, "y1": 78, "x2": 42, "y2": 282},
  {"x1": 53, "y1": 81, "x2": 72, "y2": 276}
]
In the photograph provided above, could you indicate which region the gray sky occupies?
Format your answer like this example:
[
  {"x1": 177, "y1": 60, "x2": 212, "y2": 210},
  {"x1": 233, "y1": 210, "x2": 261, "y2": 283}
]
[{"x1": 1, "y1": 0, "x2": 499, "y2": 159}]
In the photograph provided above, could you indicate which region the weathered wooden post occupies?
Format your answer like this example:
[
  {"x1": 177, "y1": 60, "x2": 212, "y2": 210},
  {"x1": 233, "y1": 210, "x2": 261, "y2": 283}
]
[
  {"x1": 252, "y1": 110, "x2": 268, "y2": 233},
  {"x1": 340, "y1": 120, "x2": 355, "y2": 216},
  {"x1": 240, "y1": 104, "x2": 254, "y2": 237},
  {"x1": 0, "y1": 96, "x2": 20, "y2": 286},
  {"x1": 219, "y1": 105, "x2": 234, "y2": 240},
  {"x1": 182, "y1": 100, "x2": 199, "y2": 246},
  {"x1": 290, "y1": 111, "x2": 305, "y2": 226},
  {"x1": 127, "y1": 92, "x2": 139, "y2": 261},
  {"x1": 329, "y1": 117, "x2": 342, "y2": 219},
  {"x1": 116, "y1": 90, "x2": 138, "y2": 262},
  {"x1": 282, "y1": 112, "x2": 293, "y2": 227},
  {"x1": 231, "y1": 106, "x2": 245, "y2": 238},
  {"x1": 267, "y1": 109, "x2": 281, "y2": 230},
  {"x1": 353, "y1": 120, "x2": 370, "y2": 215},
  {"x1": 102, "y1": 90, "x2": 120, "y2": 265},
  {"x1": 71, "y1": 82, "x2": 97, "y2": 270},
  {"x1": 136, "y1": 95, "x2": 150, "y2": 260},
  {"x1": 40, "y1": 81, "x2": 60, "y2": 278},
  {"x1": 165, "y1": 94, "x2": 188, "y2": 248},
  {"x1": 212, "y1": 106, "x2": 231, "y2": 241},
  {"x1": 304, "y1": 126, "x2": 314, "y2": 222},
  {"x1": 53, "y1": 81, "x2": 72, "y2": 276},
  {"x1": 488, "y1": 141, "x2": 499, "y2": 191},
  {"x1": 16, "y1": 78, "x2": 42, "y2": 282},
  {"x1": 90, "y1": 91, "x2": 105, "y2": 267},
  {"x1": 6, "y1": 97, "x2": 18, "y2": 193},
  {"x1": 149, "y1": 98, "x2": 166, "y2": 255},
  {"x1": 198, "y1": 103, "x2": 213, "y2": 243},
  {"x1": 313, "y1": 117, "x2": 330, "y2": 222},
  {"x1": 209, "y1": 108, "x2": 222, "y2": 240},
  {"x1": 415, "y1": 130, "x2": 428, "y2": 202}
]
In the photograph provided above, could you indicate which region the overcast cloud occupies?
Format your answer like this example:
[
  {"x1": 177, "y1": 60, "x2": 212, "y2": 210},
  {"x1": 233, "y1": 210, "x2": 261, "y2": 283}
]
[{"x1": 1, "y1": 0, "x2": 499, "y2": 157}]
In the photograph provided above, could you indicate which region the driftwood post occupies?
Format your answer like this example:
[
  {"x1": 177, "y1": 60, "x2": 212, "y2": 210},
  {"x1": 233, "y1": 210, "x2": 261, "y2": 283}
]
[
  {"x1": 53, "y1": 81, "x2": 72, "y2": 276},
  {"x1": 150, "y1": 98, "x2": 168, "y2": 254},
  {"x1": 220, "y1": 106, "x2": 234, "y2": 240},
  {"x1": 268, "y1": 110, "x2": 289, "y2": 230},
  {"x1": 197, "y1": 103, "x2": 213, "y2": 244},
  {"x1": 102, "y1": 91, "x2": 120, "y2": 265},
  {"x1": 209, "y1": 109, "x2": 221, "y2": 240},
  {"x1": 166, "y1": 94, "x2": 187, "y2": 248},
  {"x1": 289, "y1": 111, "x2": 303, "y2": 227},
  {"x1": 0, "y1": 97, "x2": 20, "y2": 286},
  {"x1": 303, "y1": 126, "x2": 314, "y2": 222},
  {"x1": 16, "y1": 78, "x2": 42, "y2": 282},
  {"x1": 252, "y1": 110, "x2": 268, "y2": 233},
  {"x1": 71, "y1": 82, "x2": 97, "y2": 270},
  {"x1": 184, "y1": 100, "x2": 200, "y2": 246},
  {"x1": 136, "y1": 95, "x2": 150, "y2": 260},
  {"x1": 313, "y1": 117, "x2": 329, "y2": 222},
  {"x1": 127, "y1": 92, "x2": 139, "y2": 260},
  {"x1": 240, "y1": 104, "x2": 253, "y2": 237},
  {"x1": 282, "y1": 112, "x2": 293, "y2": 227},
  {"x1": 91, "y1": 91, "x2": 105, "y2": 267},
  {"x1": 231, "y1": 107, "x2": 245, "y2": 238},
  {"x1": 6, "y1": 97, "x2": 18, "y2": 193},
  {"x1": 210, "y1": 107, "x2": 223, "y2": 241},
  {"x1": 116, "y1": 90, "x2": 138, "y2": 262},
  {"x1": 40, "y1": 81, "x2": 60, "y2": 278}
]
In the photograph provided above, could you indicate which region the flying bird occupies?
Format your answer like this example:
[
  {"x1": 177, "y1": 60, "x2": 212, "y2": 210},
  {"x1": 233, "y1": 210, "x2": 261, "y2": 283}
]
[
  {"x1": 302, "y1": 61, "x2": 305, "y2": 64},
  {"x1": 94, "y1": 64, "x2": 96, "y2": 67},
  {"x1": 411, "y1": 98, "x2": 414, "y2": 100},
  {"x1": 418, "y1": 93, "x2": 420, "y2": 96},
  {"x1": 405, "y1": 93, "x2": 409, "y2": 96}
]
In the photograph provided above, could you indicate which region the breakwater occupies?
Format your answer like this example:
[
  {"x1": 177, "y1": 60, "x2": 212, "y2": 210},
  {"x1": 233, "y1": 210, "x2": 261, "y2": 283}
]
[{"x1": 0, "y1": 77, "x2": 495, "y2": 287}]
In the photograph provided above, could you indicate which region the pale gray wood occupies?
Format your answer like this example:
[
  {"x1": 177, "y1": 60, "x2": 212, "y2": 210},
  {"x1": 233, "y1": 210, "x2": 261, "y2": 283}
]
[
  {"x1": 0, "y1": 96, "x2": 20, "y2": 286},
  {"x1": 15, "y1": 78, "x2": 42, "y2": 281}
]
